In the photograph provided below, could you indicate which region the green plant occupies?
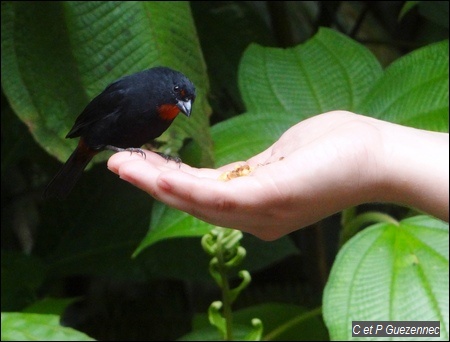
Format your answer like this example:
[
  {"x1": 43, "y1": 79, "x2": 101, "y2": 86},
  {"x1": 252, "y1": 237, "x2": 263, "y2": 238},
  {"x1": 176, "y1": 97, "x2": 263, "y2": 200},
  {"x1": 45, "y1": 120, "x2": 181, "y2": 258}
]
[
  {"x1": 201, "y1": 227, "x2": 261, "y2": 341},
  {"x1": 1, "y1": 1, "x2": 448, "y2": 341}
]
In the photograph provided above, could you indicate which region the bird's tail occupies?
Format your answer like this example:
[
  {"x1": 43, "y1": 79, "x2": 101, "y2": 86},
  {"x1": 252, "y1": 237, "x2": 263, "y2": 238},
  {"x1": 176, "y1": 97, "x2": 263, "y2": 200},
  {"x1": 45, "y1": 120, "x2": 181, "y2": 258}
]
[{"x1": 43, "y1": 143, "x2": 96, "y2": 199}]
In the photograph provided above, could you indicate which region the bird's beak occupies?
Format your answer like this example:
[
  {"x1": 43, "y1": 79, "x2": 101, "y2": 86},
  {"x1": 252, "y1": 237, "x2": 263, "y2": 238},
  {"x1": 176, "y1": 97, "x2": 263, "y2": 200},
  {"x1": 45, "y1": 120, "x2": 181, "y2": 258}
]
[{"x1": 177, "y1": 99, "x2": 192, "y2": 117}]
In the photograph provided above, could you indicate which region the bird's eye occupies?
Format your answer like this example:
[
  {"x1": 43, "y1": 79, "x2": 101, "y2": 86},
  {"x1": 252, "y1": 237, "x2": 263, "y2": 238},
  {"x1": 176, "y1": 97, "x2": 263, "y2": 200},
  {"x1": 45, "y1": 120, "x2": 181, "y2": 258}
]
[{"x1": 173, "y1": 85, "x2": 180, "y2": 92}]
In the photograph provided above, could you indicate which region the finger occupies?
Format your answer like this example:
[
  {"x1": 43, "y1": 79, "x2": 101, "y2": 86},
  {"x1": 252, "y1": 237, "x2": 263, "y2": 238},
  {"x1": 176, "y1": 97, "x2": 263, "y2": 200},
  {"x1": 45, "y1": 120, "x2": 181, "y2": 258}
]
[
  {"x1": 108, "y1": 150, "x2": 188, "y2": 174},
  {"x1": 108, "y1": 149, "x2": 224, "y2": 179},
  {"x1": 154, "y1": 170, "x2": 261, "y2": 219},
  {"x1": 110, "y1": 155, "x2": 224, "y2": 197},
  {"x1": 108, "y1": 150, "x2": 160, "y2": 172},
  {"x1": 113, "y1": 157, "x2": 167, "y2": 197}
]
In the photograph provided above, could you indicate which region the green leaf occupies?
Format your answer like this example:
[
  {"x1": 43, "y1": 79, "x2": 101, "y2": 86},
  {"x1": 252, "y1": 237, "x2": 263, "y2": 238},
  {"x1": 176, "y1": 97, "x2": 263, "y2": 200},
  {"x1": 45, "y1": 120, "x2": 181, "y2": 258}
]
[
  {"x1": 212, "y1": 111, "x2": 300, "y2": 166},
  {"x1": 23, "y1": 298, "x2": 79, "y2": 316},
  {"x1": 323, "y1": 215, "x2": 449, "y2": 340},
  {"x1": 359, "y1": 40, "x2": 449, "y2": 131},
  {"x1": 1, "y1": 1, "x2": 213, "y2": 166},
  {"x1": 1, "y1": 312, "x2": 95, "y2": 341},
  {"x1": 238, "y1": 27, "x2": 383, "y2": 115},
  {"x1": 399, "y1": 1, "x2": 419, "y2": 20},
  {"x1": 133, "y1": 202, "x2": 213, "y2": 257}
]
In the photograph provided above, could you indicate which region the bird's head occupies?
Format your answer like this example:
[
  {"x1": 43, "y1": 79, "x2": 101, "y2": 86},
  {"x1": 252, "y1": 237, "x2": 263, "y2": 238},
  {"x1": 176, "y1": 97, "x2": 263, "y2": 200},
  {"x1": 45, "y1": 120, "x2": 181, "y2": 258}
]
[{"x1": 154, "y1": 67, "x2": 196, "y2": 121}]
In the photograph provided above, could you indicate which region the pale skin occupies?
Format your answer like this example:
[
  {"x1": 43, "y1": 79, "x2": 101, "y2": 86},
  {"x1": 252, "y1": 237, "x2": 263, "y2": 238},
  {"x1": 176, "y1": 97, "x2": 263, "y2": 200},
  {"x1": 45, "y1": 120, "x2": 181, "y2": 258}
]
[{"x1": 107, "y1": 111, "x2": 449, "y2": 241}]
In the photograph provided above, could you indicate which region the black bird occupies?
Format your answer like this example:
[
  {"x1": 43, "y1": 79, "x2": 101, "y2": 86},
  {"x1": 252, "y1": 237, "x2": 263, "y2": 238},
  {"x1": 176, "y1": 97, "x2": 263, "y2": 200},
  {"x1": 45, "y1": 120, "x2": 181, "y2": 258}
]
[{"x1": 43, "y1": 66, "x2": 196, "y2": 199}]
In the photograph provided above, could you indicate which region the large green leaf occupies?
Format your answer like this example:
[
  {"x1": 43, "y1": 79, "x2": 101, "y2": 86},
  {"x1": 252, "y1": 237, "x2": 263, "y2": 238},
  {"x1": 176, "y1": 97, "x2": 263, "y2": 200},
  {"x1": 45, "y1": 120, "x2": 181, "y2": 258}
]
[
  {"x1": 238, "y1": 27, "x2": 383, "y2": 115},
  {"x1": 1, "y1": 1, "x2": 213, "y2": 165},
  {"x1": 23, "y1": 297, "x2": 78, "y2": 316},
  {"x1": 1, "y1": 312, "x2": 95, "y2": 341},
  {"x1": 323, "y1": 215, "x2": 449, "y2": 340},
  {"x1": 359, "y1": 40, "x2": 449, "y2": 131},
  {"x1": 211, "y1": 111, "x2": 300, "y2": 166},
  {"x1": 133, "y1": 201, "x2": 213, "y2": 256}
]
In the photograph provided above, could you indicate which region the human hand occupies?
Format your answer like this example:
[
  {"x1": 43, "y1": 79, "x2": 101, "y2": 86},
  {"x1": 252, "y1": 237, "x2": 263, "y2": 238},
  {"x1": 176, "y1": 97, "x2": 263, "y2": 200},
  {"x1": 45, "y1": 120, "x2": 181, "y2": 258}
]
[{"x1": 107, "y1": 110, "x2": 449, "y2": 240}]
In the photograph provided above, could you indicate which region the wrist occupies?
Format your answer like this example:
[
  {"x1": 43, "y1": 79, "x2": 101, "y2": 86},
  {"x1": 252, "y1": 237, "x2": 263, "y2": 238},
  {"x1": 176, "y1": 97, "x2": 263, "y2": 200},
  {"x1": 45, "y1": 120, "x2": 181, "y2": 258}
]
[{"x1": 375, "y1": 123, "x2": 449, "y2": 221}]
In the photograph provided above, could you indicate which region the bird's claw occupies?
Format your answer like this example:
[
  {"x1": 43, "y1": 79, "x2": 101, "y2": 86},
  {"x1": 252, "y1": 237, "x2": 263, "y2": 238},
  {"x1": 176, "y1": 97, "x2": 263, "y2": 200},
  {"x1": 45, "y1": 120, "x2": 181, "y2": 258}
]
[
  {"x1": 125, "y1": 148, "x2": 146, "y2": 159},
  {"x1": 156, "y1": 152, "x2": 182, "y2": 167},
  {"x1": 105, "y1": 145, "x2": 146, "y2": 159}
]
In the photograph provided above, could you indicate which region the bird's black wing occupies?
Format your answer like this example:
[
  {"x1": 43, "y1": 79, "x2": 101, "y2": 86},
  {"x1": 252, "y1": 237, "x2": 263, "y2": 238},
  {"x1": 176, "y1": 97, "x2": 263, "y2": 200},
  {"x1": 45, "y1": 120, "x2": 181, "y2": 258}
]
[{"x1": 66, "y1": 80, "x2": 129, "y2": 139}]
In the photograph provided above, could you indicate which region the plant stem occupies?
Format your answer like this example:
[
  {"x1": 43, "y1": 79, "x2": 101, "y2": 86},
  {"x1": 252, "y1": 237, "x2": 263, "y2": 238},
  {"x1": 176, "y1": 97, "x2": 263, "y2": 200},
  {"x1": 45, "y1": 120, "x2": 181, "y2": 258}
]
[
  {"x1": 341, "y1": 207, "x2": 357, "y2": 227},
  {"x1": 340, "y1": 211, "x2": 399, "y2": 247},
  {"x1": 217, "y1": 230, "x2": 234, "y2": 340}
]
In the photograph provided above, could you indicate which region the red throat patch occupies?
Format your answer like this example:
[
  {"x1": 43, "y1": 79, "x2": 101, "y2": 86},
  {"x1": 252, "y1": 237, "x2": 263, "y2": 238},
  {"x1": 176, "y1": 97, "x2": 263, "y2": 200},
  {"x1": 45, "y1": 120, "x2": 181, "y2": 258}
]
[{"x1": 158, "y1": 104, "x2": 180, "y2": 121}]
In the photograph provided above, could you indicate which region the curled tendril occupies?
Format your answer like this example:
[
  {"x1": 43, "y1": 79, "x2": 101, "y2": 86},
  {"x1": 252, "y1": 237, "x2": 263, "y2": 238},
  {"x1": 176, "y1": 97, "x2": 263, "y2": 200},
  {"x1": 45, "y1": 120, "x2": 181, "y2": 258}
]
[
  {"x1": 201, "y1": 233, "x2": 217, "y2": 256},
  {"x1": 222, "y1": 229, "x2": 243, "y2": 250},
  {"x1": 229, "y1": 270, "x2": 251, "y2": 303},
  {"x1": 223, "y1": 246, "x2": 247, "y2": 269},
  {"x1": 210, "y1": 227, "x2": 221, "y2": 238},
  {"x1": 208, "y1": 301, "x2": 226, "y2": 335},
  {"x1": 245, "y1": 318, "x2": 263, "y2": 341},
  {"x1": 208, "y1": 257, "x2": 223, "y2": 287}
]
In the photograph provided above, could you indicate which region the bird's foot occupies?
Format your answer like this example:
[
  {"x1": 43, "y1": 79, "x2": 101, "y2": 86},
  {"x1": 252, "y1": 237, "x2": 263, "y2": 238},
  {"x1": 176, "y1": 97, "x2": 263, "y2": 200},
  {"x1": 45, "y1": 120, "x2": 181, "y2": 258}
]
[
  {"x1": 155, "y1": 152, "x2": 182, "y2": 167},
  {"x1": 105, "y1": 145, "x2": 146, "y2": 159}
]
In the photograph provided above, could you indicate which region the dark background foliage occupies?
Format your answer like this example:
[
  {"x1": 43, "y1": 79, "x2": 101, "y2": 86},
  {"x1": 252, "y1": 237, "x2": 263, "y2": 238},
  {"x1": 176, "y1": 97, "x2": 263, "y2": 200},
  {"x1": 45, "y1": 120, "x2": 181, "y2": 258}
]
[{"x1": 1, "y1": 1, "x2": 448, "y2": 341}]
